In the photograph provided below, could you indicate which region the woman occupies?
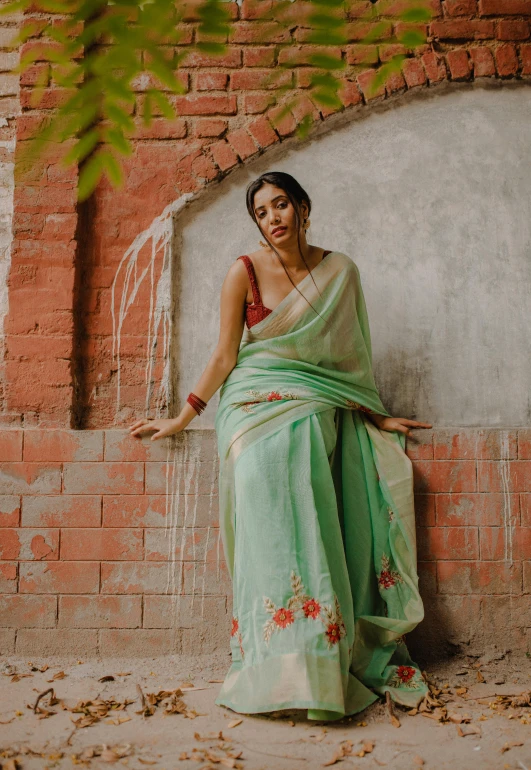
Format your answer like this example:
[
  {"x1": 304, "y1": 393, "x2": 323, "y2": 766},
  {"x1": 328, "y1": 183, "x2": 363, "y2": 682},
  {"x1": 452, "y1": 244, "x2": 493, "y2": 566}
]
[{"x1": 130, "y1": 171, "x2": 432, "y2": 721}]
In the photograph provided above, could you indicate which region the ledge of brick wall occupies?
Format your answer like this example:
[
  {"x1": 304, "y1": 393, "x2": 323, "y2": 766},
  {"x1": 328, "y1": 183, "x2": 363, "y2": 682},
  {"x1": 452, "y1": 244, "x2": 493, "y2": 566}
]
[{"x1": 0, "y1": 426, "x2": 530, "y2": 659}]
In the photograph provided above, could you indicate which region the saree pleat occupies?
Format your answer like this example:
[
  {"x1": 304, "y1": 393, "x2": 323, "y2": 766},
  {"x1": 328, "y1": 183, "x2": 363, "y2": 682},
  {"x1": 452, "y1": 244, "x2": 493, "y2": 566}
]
[{"x1": 214, "y1": 252, "x2": 428, "y2": 720}]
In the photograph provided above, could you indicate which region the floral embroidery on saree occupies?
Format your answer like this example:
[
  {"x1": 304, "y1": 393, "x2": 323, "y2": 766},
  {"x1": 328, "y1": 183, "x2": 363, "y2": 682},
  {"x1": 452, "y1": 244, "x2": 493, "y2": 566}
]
[
  {"x1": 263, "y1": 571, "x2": 347, "y2": 649},
  {"x1": 387, "y1": 506, "x2": 395, "y2": 522},
  {"x1": 388, "y1": 664, "x2": 424, "y2": 690},
  {"x1": 377, "y1": 554, "x2": 404, "y2": 589},
  {"x1": 231, "y1": 616, "x2": 245, "y2": 659},
  {"x1": 345, "y1": 399, "x2": 376, "y2": 414},
  {"x1": 238, "y1": 389, "x2": 301, "y2": 413}
]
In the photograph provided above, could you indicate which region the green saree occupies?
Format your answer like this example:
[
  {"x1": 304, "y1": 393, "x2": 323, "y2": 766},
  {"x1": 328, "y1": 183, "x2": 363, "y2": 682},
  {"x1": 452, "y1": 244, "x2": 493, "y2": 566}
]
[{"x1": 214, "y1": 250, "x2": 428, "y2": 721}]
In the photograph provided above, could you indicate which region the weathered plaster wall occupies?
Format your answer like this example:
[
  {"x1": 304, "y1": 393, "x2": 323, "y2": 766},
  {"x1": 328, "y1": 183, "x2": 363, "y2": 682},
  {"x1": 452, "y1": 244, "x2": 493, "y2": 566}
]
[{"x1": 175, "y1": 84, "x2": 531, "y2": 428}]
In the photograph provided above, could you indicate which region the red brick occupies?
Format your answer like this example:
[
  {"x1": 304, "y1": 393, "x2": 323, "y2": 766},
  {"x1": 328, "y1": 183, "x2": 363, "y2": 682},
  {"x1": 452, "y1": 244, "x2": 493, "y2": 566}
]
[
  {"x1": 522, "y1": 493, "x2": 531, "y2": 526},
  {"x1": 130, "y1": 70, "x2": 189, "y2": 93},
  {"x1": 101, "y1": 561, "x2": 178, "y2": 594},
  {"x1": 40, "y1": 213, "x2": 78, "y2": 240},
  {"x1": 22, "y1": 495, "x2": 101, "y2": 528},
  {"x1": 357, "y1": 69, "x2": 386, "y2": 100},
  {"x1": 417, "y1": 526, "x2": 479, "y2": 561},
  {"x1": 413, "y1": 460, "x2": 477, "y2": 493},
  {"x1": 145, "y1": 461, "x2": 218, "y2": 495},
  {"x1": 525, "y1": 561, "x2": 531, "y2": 592},
  {"x1": 20, "y1": 87, "x2": 77, "y2": 111},
  {"x1": 437, "y1": 492, "x2": 520, "y2": 527},
  {"x1": 405, "y1": 431, "x2": 434, "y2": 460},
  {"x1": 24, "y1": 429, "x2": 103, "y2": 462},
  {"x1": 421, "y1": 51, "x2": 448, "y2": 82},
  {"x1": 402, "y1": 57, "x2": 428, "y2": 87},
  {"x1": 193, "y1": 118, "x2": 228, "y2": 138},
  {"x1": 496, "y1": 19, "x2": 530, "y2": 40},
  {"x1": 131, "y1": 118, "x2": 187, "y2": 140},
  {"x1": 339, "y1": 79, "x2": 363, "y2": 107},
  {"x1": 180, "y1": 49, "x2": 241, "y2": 68},
  {"x1": 20, "y1": 63, "x2": 51, "y2": 87},
  {"x1": 243, "y1": 46, "x2": 276, "y2": 67},
  {"x1": 182, "y1": 560, "x2": 232, "y2": 595},
  {"x1": 431, "y1": 19, "x2": 494, "y2": 39},
  {"x1": 494, "y1": 43, "x2": 519, "y2": 75},
  {"x1": 61, "y1": 528, "x2": 143, "y2": 560},
  {"x1": 0, "y1": 594, "x2": 57, "y2": 627},
  {"x1": 230, "y1": 68, "x2": 292, "y2": 90},
  {"x1": 479, "y1": 526, "x2": 531, "y2": 560},
  {"x1": 105, "y1": 430, "x2": 177, "y2": 462},
  {"x1": 209, "y1": 139, "x2": 239, "y2": 171},
  {"x1": 16, "y1": 628, "x2": 98, "y2": 656},
  {"x1": 103, "y1": 494, "x2": 218, "y2": 528},
  {"x1": 437, "y1": 560, "x2": 522, "y2": 594},
  {"x1": 478, "y1": 0, "x2": 531, "y2": 14},
  {"x1": 384, "y1": 69, "x2": 407, "y2": 96},
  {"x1": 226, "y1": 127, "x2": 259, "y2": 160},
  {"x1": 58, "y1": 595, "x2": 142, "y2": 628},
  {"x1": 267, "y1": 104, "x2": 297, "y2": 136},
  {"x1": 173, "y1": 94, "x2": 238, "y2": 115},
  {"x1": 0, "y1": 431, "x2": 23, "y2": 461},
  {"x1": 240, "y1": 0, "x2": 274, "y2": 20},
  {"x1": 469, "y1": 45, "x2": 496, "y2": 75},
  {"x1": 415, "y1": 493, "x2": 436, "y2": 526},
  {"x1": 446, "y1": 48, "x2": 473, "y2": 78},
  {"x1": 143, "y1": 595, "x2": 227, "y2": 628},
  {"x1": 345, "y1": 20, "x2": 393, "y2": 42},
  {"x1": 521, "y1": 42, "x2": 531, "y2": 74},
  {"x1": 0, "y1": 528, "x2": 59, "y2": 560},
  {"x1": 145, "y1": 527, "x2": 216, "y2": 562},
  {"x1": 62, "y1": 462, "x2": 144, "y2": 494},
  {"x1": 191, "y1": 152, "x2": 219, "y2": 182},
  {"x1": 291, "y1": 94, "x2": 321, "y2": 123},
  {"x1": 195, "y1": 71, "x2": 229, "y2": 91},
  {"x1": 347, "y1": 44, "x2": 380, "y2": 65},
  {"x1": 433, "y1": 428, "x2": 517, "y2": 460},
  {"x1": 478, "y1": 461, "x2": 531, "y2": 492},
  {"x1": 0, "y1": 496, "x2": 20, "y2": 527},
  {"x1": 248, "y1": 115, "x2": 279, "y2": 148},
  {"x1": 19, "y1": 562, "x2": 100, "y2": 593},
  {"x1": 0, "y1": 463, "x2": 62, "y2": 495},
  {"x1": 99, "y1": 628, "x2": 180, "y2": 656},
  {"x1": 241, "y1": 92, "x2": 276, "y2": 113},
  {"x1": 0, "y1": 563, "x2": 17, "y2": 593},
  {"x1": 278, "y1": 45, "x2": 343, "y2": 66},
  {"x1": 444, "y1": 0, "x2": 478, "y2": 14},
  {"x1": 229, "y1": 21, "x2": 290, "y2": 44}
]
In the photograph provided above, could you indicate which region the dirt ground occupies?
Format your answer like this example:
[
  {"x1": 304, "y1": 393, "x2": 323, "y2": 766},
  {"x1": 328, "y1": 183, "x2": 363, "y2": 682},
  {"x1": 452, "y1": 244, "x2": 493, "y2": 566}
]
[{"x1": 0, "y1": 648, "x2": 530, "y2": 770}]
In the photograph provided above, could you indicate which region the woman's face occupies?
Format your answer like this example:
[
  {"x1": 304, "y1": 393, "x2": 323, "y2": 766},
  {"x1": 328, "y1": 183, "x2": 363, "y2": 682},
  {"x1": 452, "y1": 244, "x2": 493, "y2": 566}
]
[{"x1": 252, "y1": 183, "x2": 308, "y2": 246}]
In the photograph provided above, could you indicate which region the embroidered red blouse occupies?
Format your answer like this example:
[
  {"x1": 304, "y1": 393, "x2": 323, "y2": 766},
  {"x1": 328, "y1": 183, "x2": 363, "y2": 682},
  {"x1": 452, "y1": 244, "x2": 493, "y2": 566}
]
[{"x1": 238, "y1": 250, "x2": 332, "y2": 329}]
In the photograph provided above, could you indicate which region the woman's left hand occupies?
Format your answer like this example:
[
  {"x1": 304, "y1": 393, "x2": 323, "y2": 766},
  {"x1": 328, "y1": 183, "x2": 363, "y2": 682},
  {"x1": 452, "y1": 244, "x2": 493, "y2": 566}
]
[{"x1": 371, "y1": 414, "x2": 432, "y2": 435}]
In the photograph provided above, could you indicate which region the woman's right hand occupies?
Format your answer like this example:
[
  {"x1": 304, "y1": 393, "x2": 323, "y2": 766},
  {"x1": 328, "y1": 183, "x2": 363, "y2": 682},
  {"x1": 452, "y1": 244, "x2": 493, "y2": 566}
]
[{"x1": 129, "y1": 417, "x2": 184, "y2": 441}]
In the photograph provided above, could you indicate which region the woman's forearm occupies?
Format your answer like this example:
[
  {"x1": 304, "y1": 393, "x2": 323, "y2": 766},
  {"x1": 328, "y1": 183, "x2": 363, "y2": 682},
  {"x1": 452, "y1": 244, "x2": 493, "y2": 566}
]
[{"x1": 175, "y1": 351, "x2": 238, "y2": 429}]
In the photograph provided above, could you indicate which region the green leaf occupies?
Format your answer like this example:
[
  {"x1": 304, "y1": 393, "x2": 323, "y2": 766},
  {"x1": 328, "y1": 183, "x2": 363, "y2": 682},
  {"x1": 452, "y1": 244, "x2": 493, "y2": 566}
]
[
  {"x1": 397, "y1": 30, "x2": 427, "y2": 48},
  {"x1": 78, "y1": 152, "x2": 106, "y2": 201},
  {"x1": 401, "y1": 6, "x2": 433, "y2": 23},
  {"x1": 307, "y1": 53, "x2": 346, "y2": 70},
  {"x1": 63, "y1": 128, "x2": 100, "y2": 164},
  {"x1": 103, "y1": 126, "x2": 132, "y2": 155}
]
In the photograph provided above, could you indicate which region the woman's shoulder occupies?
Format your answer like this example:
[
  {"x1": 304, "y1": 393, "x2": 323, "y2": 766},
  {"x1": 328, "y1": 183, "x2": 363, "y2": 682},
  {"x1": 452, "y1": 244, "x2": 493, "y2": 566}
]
[{"x1": 329, "y1": 251, "x2": 360, "y2": 275}]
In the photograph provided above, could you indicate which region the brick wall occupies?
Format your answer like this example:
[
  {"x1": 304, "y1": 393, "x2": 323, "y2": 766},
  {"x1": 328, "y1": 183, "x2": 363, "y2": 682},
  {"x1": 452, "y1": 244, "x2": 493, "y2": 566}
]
[
  {"x1": 0, "y1": 427, "x2": 529, "y2": 658},
  {"x1": 0, "y1": 0, "x2": 530, "y2": 655}
]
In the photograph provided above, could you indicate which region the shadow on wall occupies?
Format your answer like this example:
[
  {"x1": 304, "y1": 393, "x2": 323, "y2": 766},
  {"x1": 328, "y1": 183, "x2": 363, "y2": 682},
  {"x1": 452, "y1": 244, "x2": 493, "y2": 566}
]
[{"x1": 171, "y1": 83, "x2": 531, "y2": 430}]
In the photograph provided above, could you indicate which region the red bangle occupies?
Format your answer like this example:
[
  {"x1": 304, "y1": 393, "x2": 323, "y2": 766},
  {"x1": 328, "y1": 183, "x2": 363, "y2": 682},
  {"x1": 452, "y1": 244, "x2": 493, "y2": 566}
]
[{"x1": 187, "y1": 392, "x2": 207, "y2": 415}]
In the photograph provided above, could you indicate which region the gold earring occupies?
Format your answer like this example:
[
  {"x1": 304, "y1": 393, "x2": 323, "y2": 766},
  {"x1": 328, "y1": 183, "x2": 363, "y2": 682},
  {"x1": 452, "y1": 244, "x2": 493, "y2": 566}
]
[
  {"x1": 303, "y1": 218, "x2": 310, "y2": 231},
  {"x1": 259, "y1": 240, "x2": 269, "y2": 248}
]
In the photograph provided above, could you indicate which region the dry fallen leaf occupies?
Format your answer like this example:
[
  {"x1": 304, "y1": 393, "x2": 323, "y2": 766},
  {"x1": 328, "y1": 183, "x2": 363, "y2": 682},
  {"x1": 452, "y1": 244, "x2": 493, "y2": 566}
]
[
  {"x1": 457, "y1": 724, "x2": 481, "y2": 737},
  {"x1": 227, "y1": 719, "x2": 243, "y2": 728},
  {"x1": 477, "y1": 670, "x2": 485, "y2": 683},
  {"x1": 500, "y1": 741, "x2": 524, "y2": 754}
]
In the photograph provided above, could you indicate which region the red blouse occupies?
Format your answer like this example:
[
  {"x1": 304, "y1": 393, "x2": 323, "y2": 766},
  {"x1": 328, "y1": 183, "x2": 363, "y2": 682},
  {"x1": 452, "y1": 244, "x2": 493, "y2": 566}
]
[{"x1": 238, "y1": 250, "x2": 332, "y2": 329}]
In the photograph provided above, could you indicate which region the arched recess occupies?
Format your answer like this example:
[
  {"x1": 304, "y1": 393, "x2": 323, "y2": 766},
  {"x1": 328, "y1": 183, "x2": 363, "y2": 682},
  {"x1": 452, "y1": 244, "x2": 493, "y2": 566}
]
[{"x1": 170, "y1": 82, "x2": 531, "y2": 429}]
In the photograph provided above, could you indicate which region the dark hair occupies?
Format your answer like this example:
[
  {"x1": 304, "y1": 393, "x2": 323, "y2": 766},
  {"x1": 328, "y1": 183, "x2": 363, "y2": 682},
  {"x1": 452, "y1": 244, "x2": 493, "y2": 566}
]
[{"x1": 245, "y1": 171, "x2": 324, "y2": 319}]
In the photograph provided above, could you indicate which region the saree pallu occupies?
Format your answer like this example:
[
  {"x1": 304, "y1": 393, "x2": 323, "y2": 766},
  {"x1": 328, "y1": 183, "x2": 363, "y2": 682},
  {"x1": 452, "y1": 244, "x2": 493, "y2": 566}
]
[{"x1": 214, "y1": 251, "x2": 428, "y2": 721}]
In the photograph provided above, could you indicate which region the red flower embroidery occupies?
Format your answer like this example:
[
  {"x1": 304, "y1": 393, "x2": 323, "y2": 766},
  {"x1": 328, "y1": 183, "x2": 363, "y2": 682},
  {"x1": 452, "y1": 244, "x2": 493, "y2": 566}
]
[
  {"x1": 395, "y1": 665, "x2": 416, "y2": 684},
  {"x1": 302, "y1": 598, "x2": 321, "y2": 619},
  {"x1": 325, "y1": 623, "x2": 342, "y2": 645},
  {"x1": 273, "y1": 607, "x2": 294, "y2": 628},
  {"x1": 231, "y1": 617, "x2": 239, "y2": 637},
  {"x1": 267, "y1": 391, "x2": 283, "y2": 401},
  {"x1": 378, "y1": 570, "x2": 396, "y2": 589}
]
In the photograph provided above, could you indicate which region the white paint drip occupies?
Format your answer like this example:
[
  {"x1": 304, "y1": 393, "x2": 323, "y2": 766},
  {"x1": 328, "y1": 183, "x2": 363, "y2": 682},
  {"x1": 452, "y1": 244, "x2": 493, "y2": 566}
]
[{"x1": 111, "y1": 192, "x2": 194, "y2": 419}]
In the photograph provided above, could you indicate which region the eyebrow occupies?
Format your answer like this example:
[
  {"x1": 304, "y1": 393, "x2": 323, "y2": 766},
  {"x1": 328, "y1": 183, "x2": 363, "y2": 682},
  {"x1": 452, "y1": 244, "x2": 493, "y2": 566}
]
[{"x1": 254, "y1": 194, "x2": 286, "y2": 211}]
